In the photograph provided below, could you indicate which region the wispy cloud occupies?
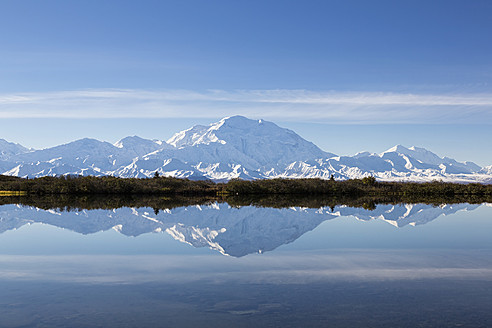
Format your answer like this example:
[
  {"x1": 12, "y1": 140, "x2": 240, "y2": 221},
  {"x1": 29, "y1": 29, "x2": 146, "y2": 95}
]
[{"x1": 0, "y1": 88, "x2": 491, "y2": 123}]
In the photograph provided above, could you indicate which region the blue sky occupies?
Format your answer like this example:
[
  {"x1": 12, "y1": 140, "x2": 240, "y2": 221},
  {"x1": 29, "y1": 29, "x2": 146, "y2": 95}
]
[{"x1": 0, "y1": 0, "x2": 491, "y2": 165}]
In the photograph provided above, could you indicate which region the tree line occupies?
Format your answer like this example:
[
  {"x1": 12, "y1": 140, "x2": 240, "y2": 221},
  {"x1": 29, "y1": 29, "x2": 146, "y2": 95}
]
[{"x1": 0, "y1": 175, "x2": 491, "y2": 201}]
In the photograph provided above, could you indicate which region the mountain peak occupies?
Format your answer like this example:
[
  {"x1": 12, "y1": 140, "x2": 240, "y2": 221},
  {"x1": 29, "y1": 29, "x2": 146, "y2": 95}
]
[
  {"x1": 166, "y1": 116, "x2": 334, "y2": 166},
  {"x1": 219, "y1": 115, "x2": 251, "y2": 123},
  {"x1": 377, "y1": 144, "x2": 481, "y2": 173},
  {"x1": 215, "y1": 115, "x2": 263, "y2": 127},
  {"x1": 62, "y1": 138, "x2": 110, "y2": 148},
  {"x1": 114, "y1": 135, "x2": 165, "y2": 148},
  {"x1": 384, "y1": 144, "x2": 409, "y2": 153},
  {"x1": 353, "y1": 151, "x2": 376, "y2": 158},
  {"x1": 115, "y1": 136, "x2": 141, "y2": 148},
  {"x1": 206, "y1": 116, "x2": 271, "y2": 135},
  {"x1": 0, "y1": 138, "x2": 31, "y2": 161},
  {"x1": 114, "y1": 135, "x2": 172, "y2": 157},
  {"x1": 168, "y1": 116, "x2": 270, "y2": 148}
]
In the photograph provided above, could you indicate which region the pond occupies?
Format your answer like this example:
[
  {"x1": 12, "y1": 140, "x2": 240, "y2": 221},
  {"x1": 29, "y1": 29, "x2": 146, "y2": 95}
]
[{"x1": 0, "y1": 200, "x2": 491, "y2": 327}]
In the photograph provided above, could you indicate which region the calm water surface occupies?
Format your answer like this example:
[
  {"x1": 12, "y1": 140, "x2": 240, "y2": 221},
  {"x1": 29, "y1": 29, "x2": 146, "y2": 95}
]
[{"x1": 0, "y1": 202, "x2": 491, "y2": 327}]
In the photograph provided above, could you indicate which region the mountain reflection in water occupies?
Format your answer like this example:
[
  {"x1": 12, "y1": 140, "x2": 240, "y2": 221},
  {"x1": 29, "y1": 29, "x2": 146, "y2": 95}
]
[
  {"x1": 0, "y1": 200, "x2": 491, "y2": 327},
  {"x1": 0, "y1": 201, "x2": 486, "y2": 257}
]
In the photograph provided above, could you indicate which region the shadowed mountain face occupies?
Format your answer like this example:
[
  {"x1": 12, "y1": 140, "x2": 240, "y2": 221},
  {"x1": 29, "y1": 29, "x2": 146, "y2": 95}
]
[
  {"x1": 0, "y1": 202, "x2": 482, "y2": 257},
  {"x1": 0, "y1": 116, "x2": 490, "y2": 182}
]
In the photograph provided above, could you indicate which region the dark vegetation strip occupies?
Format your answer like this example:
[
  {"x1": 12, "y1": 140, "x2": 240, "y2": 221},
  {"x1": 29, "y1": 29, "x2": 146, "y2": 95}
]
[
  {"x1": 0, "y1": 194, "x2": 217, "y2": 212},
  {"x1": 225, "y1": 193, "x2": 491, "y2": 210},
  {"x1": 0, "y1": 175, "x2": 220, "y2": 196},
  {"x1": 0, "y1": 193, "x2": 489, "y2": 213},
  {"x1": 1, "y1": 175, "x2": 491, "y2": 200}
]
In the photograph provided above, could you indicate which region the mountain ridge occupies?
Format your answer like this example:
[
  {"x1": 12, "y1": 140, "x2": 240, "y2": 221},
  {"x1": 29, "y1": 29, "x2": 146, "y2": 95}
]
[{"x1": 0, "y1": 116, "x2": 490, "y2": 183}]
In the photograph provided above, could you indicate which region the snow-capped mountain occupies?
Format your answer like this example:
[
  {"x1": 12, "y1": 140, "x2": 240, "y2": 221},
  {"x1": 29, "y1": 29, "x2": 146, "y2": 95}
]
[
  {"x1": 168, "y1": 116, "x2": 333, "y2": 166},
  {"x1": 4, "y1": 137, "x2": 173, "y2": 178},
  {"x1": 0, "y1": 116, "x2": 490, "y2": 183},
  {"x1": 114, "y1": 135, "x2": 172, "y2": 157},
  {"x1": 0, "y1": 202, "x2": 482, "y2": 257},
  {"x1": 0, "y1": 138, "x2": 31, "y2": 161},
  {"x1": 480, "y1": 165, "x2": 492, "y2": 175}
]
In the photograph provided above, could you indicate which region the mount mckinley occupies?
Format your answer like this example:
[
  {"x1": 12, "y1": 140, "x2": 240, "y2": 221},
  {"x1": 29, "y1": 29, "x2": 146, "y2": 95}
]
[{"x1": 1, "y1": 116, "x2": 491, "y2": 183}]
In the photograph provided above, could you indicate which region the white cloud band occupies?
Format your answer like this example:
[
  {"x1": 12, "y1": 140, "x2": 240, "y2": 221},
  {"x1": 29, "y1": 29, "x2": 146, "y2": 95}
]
[{"x1": 0, "y1": 88, "x2": 491, "y2": 123}]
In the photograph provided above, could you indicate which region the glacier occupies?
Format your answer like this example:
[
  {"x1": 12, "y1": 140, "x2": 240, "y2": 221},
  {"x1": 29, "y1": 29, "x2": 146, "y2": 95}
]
[{"x1": 0, "y1": 115, "x2": 491, "y2": 183}]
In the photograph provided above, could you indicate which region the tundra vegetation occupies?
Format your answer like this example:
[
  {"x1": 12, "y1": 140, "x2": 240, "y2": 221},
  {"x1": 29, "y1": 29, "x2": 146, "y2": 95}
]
[{"x1": 0, "y1": 175, "x2": 491, "y2": 211}]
